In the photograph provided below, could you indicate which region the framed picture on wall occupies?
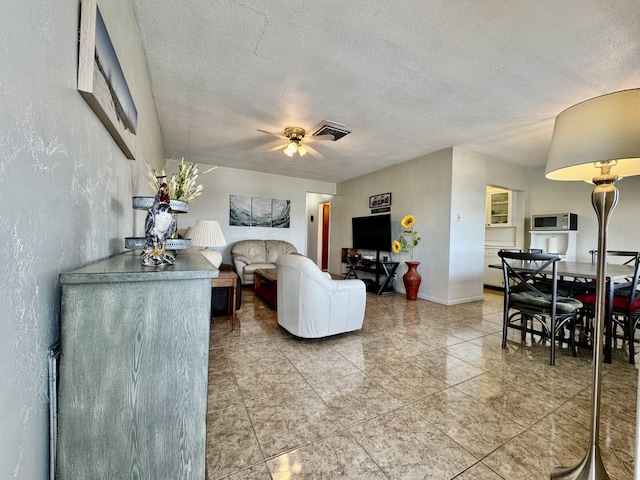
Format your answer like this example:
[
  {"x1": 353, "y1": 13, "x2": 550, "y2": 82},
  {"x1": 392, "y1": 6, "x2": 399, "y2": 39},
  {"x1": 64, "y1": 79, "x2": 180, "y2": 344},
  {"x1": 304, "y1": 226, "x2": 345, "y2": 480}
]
[
  {"x1": 78, "y1": 0, "x2": 138, "y2": 159},
  {"x1": 369, "y1": 193, "x2": 391, "y2": 209},
  {"x1": 229, "y1": 195, "x2": 291, "y2": 228}
]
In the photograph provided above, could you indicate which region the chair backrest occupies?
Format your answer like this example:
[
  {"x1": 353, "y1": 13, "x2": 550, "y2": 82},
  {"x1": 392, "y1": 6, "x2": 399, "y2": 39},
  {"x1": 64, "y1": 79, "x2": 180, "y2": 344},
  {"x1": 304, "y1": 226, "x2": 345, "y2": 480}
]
[
  {"x1": 277, "y1": 253, "x2": 330, "y2": 283},
  {"x1": 498, "y1": 251, "x2": 562, "y2": 309},
  {"x1": 628, "y1": 258, "x2": 640, "y2": 294},
  {"x1": 590, "y1": 250, "x2": 640, "y2": 265},
  {"x1": 612, "y1": 254, "x2": 640, "y2": 309},
  {"x1": 497, "y1": 248, "x2": 545, "y2": 255}
]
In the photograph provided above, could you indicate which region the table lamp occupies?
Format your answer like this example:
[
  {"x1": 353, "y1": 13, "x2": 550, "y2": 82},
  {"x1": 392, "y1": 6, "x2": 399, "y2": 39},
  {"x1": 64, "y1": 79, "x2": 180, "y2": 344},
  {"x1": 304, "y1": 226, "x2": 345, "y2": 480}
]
[
  {"x1": 189, "y1": 220, "x2": 227, "y2": 269},
  {"x1": 545, "y1": 88, "x2": 640, "y2": 479}
]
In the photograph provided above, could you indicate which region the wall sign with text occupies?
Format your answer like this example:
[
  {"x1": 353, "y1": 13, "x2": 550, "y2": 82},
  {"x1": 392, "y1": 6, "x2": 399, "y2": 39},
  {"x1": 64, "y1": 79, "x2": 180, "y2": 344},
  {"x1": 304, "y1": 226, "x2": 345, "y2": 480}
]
[{"x1": 369, "y1": 193, "x2": 391, "y2": 213}]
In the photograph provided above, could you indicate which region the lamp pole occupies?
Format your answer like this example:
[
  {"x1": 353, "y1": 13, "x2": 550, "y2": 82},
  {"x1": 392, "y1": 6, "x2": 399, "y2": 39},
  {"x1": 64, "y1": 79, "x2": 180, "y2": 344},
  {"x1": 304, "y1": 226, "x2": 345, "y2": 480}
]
[{"x1": 551, "y1": 164, "x2": 618, "y2": 480}]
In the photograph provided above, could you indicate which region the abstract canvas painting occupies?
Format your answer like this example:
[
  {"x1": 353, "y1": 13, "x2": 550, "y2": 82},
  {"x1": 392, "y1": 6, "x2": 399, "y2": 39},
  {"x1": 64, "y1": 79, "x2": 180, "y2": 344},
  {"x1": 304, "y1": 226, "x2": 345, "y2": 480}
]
[
  {"x1": 229, "y1": 195, "x2": 290, "y2": 228},
  {"x1": 229, "y1": 195, "x2": 252, "y2": 226},
  {"x1": 251, "y1": 197, "x2": 272, "y2": 227},
  {"x1": 271, "y1": 199, "x2": 290, "y2": 228},
  {"x1": 78, "y1": 0, "x2": 138, "y2": 159}
]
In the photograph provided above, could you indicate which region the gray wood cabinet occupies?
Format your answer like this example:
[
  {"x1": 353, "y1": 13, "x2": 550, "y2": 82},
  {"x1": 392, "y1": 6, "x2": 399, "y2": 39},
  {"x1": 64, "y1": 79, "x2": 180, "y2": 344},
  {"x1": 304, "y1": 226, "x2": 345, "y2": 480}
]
[{"x1": 57, "y1": 252, "x2": 218, "y2": 480}]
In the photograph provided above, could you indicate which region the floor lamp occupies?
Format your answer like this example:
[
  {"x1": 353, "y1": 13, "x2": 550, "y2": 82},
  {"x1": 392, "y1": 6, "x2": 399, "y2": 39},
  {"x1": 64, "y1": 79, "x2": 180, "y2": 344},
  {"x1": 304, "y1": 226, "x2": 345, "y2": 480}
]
[
  {"x1": 545, "y1": 89, "x2": 640, "y2": 479},
  {"x1": 189, "y1": 220, "x2": 227, "y2": 269}
]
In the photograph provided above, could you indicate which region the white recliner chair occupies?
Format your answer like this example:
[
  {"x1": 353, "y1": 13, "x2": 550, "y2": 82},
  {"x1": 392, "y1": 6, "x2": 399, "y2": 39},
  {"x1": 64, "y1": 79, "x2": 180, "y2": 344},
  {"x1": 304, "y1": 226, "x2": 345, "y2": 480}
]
[{"x1": 276, "y1": 254, "x2": 366, "y2": 338}]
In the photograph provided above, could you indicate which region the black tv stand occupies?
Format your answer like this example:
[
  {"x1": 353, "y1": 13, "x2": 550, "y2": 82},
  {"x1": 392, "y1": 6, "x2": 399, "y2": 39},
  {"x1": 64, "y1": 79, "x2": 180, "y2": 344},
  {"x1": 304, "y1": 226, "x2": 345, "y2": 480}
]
[{"x1": 343, "y1": 249, "x2": 398, "y2": 295}]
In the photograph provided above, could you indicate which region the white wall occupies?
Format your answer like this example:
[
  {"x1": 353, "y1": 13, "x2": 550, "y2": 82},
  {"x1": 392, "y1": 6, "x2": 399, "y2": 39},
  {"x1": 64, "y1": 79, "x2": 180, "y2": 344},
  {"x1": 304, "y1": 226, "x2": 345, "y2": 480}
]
[
  {"x1": 449, "y1": 149, "x2": 487, "y2": 302},
  {"x1": 0, "y1": 1, "x2": 163, "y2": 478},
  {"x1": 332, "y1": 147, "x2": 535, "y2": 304},
  {"x1": 333, "y1": 148, "x2": 460, "y2": 304},
  {"x1": 527, "y1": 166, "x2": 640, "y2": 261},
  {"x1": 332, "y1": 146, "x2": 640, "y2": 304},
  {"x1": 171, "y1": 167, "x2": 336, "y2": 264}
]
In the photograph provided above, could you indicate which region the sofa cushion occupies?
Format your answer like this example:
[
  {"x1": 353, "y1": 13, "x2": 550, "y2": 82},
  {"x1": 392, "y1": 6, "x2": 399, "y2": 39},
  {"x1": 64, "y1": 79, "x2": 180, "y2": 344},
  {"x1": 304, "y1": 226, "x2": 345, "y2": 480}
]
[
  {"x1": 231, "y1": 240, "x2": 268, "y2": 264},
  {"x1": 265, "y1": 240, "x2": 298, "y2": 264},
  {"x1": 232, "y1": 239, "x2": 298, "y2": 285},
  {"x1": 244, "y1": 263, "x2": 276, "y2": 277}
]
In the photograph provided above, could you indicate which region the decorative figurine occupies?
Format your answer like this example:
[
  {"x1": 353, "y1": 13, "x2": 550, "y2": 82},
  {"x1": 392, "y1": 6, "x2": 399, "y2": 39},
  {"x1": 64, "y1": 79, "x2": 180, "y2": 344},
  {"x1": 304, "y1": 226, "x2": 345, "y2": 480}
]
[{"x1": 142, "y1": 181, "x2": 177, "y2": 266}]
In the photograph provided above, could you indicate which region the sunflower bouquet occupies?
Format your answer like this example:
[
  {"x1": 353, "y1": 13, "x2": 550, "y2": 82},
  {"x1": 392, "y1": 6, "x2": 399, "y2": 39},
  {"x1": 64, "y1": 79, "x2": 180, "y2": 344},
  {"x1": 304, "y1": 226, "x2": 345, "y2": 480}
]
[{"x1": 392, "y1": 214, "x2": 421, "y2": 261}]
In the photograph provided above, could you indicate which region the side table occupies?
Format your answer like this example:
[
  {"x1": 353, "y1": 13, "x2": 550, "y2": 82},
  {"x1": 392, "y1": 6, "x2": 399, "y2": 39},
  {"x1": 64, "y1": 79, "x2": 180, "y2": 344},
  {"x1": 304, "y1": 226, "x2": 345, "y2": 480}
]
[{"x1": 212, "y1": 270, "x2": 238, "y2": 330}]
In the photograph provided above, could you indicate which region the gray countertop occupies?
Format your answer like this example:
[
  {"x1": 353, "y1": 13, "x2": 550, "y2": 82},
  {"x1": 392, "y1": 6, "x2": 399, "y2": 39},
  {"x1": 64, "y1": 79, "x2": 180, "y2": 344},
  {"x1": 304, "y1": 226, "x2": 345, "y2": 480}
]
[{"x1": 60, "y1": 251, "x2": 219, "y2": 284}]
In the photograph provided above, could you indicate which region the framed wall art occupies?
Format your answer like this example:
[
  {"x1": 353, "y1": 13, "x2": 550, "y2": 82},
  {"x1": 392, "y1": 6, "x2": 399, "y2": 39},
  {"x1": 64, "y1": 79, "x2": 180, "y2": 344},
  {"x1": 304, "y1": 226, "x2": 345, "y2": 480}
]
[
  {"x1": 229, "y1": 195, "x2": 290, "y2": 228},
  {"x1": 369, "y1": 192, "x2": 391, "y2": 213},
  {"x1": 78, "y1": 0, "x2": 138, "y2": 159}
]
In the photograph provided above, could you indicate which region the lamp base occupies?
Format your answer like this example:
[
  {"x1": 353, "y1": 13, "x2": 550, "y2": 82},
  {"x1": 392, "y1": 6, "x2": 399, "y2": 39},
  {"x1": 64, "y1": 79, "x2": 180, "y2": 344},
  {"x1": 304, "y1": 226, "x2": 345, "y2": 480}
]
[
  {"x1": 551, "y1": 445, "x2": 610, "y2": 480},
  {"x1": 200, "y1": 248, "x2": 222, "y2": 269},
  {"x1": 551, "y1": 173, "x2": 617, "y2": 480}
]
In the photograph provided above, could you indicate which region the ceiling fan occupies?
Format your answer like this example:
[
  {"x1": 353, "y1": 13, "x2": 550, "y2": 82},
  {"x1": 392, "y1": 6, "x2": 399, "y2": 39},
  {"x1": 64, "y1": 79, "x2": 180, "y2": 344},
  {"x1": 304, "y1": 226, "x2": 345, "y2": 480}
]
[{"x1": 257, "y1": 126, "x2": 335, "y2": 160}]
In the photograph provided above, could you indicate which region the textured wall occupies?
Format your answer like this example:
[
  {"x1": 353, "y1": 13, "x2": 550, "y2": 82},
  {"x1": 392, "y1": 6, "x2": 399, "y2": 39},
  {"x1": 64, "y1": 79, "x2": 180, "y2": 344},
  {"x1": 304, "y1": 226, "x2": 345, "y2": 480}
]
[
  {"x1": 180, "y1": 166, "x2": 336, "y2": 265},
  {"x1": 0, "y1": 0, "x2": 163, "y2": 478}
]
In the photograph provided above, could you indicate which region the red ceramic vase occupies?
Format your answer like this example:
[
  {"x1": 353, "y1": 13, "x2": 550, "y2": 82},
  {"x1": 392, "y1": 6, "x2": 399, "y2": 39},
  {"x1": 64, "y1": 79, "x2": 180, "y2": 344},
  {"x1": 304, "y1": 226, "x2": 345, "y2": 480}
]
[{"x1": 403, "y1": 261, "x2": 421, "y2": 300}]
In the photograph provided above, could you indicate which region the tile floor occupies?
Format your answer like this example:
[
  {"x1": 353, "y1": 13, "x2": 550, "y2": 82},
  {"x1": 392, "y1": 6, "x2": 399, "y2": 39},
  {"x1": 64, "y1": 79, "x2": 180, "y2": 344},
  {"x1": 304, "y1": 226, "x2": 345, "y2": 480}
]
[{"x1": 206, "y1": 288, "x2": 637, "y2": 479}]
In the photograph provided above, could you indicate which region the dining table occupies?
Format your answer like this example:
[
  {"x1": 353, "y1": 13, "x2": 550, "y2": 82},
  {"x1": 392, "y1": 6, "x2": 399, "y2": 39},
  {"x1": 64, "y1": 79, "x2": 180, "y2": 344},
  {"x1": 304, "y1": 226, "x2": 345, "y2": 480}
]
[{"x1": 490, "y1": 260, "x2": 636, "y2": 363}]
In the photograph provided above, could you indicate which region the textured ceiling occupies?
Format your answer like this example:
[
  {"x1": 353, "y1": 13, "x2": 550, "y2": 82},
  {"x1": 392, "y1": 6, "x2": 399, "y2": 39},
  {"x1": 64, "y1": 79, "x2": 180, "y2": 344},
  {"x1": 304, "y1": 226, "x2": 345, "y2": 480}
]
[{"x1": 132, "y1": 1, "x2": 640, "y2": 183}]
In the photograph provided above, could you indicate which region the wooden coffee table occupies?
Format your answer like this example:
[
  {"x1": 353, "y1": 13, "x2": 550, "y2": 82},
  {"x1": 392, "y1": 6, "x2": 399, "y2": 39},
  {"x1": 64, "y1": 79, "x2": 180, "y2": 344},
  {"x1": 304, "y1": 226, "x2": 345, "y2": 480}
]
[{"x1": 254, "y1": 268, "x2": 277, "y2": 309}]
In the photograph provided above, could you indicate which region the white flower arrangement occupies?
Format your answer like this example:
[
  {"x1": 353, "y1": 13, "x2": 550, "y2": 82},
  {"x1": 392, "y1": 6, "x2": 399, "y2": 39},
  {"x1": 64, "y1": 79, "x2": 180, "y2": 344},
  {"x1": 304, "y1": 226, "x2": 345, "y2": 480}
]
[{"x1": 144, "y1": 157, "x2": 216, "y2": 203}]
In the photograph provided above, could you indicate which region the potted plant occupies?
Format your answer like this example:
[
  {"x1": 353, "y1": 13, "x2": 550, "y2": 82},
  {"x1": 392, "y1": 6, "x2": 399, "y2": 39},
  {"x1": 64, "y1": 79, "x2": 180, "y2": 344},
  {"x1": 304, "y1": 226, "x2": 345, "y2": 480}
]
[
  {"x1": 141, "y1": 157, "x2": 217, "y2": 238},
  {"x1": 144, "y1": 157, "x2": 217, "y2": 203},
  {"x1": 392, "y1": 214, "x2": 422, "y2": 300}
]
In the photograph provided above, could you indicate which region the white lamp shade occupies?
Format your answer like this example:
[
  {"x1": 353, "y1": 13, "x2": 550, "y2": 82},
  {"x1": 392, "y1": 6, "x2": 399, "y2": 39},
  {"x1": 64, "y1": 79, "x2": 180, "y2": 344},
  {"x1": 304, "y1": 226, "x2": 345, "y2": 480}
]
[
  {"x1": 189, "y1": 220, "x2": 227, "y2": 248},
  {"x1": 545, "y1": 89, "x2": 640, "y2": 181}
]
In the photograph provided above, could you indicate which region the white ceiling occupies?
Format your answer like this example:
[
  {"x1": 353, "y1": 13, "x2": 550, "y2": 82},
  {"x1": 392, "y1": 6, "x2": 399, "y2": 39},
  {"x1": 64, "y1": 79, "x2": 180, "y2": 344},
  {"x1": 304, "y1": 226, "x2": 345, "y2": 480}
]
[{"x1": 131, "y1": 1, "x2": 640, "y2": 183}]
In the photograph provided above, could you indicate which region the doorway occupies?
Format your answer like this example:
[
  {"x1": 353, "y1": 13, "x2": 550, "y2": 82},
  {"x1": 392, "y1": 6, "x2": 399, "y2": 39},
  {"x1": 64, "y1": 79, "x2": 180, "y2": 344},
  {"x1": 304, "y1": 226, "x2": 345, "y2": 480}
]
[
  {"x1": 306, "y1": 192, "x2": 334, "y2": 269},
  {"x1": 319, "y1": 203, "x2": 330, "y2": 270}
]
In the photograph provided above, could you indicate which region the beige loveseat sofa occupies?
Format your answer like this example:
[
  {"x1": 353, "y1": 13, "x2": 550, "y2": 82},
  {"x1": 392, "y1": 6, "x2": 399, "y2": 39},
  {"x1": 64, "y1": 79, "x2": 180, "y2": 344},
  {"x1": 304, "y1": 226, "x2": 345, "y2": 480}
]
[{"x1": 231, "y1": 239, "x2": 297, "y2": 285}]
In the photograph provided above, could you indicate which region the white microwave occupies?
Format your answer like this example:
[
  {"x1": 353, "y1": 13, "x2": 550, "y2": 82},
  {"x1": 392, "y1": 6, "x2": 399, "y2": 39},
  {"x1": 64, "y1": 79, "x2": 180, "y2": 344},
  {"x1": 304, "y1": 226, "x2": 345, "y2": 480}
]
[{"x1": 531, "y1": 213, "x2": 578, "y2": 231}]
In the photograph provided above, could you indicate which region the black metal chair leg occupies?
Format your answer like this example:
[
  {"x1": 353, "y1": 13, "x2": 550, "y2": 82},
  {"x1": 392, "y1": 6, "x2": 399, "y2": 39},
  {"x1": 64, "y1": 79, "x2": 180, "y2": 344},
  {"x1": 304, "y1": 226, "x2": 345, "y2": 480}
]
[
  {"x1": 550, "y1": 320, "x2": 556, "y2": 366},
  {"x1": 628, "y1": 320, "x2": 635, "y2": 364},
  {"x1": 502, "y1": 312, "x2": 509, "y2": 348}
]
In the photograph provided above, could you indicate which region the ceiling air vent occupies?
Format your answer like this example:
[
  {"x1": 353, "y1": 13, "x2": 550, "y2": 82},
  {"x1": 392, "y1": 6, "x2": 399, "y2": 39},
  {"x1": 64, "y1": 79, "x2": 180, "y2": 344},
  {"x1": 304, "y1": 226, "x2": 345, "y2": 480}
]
[{"x1": 311, "y1": 120, "x2": 351, "y2": 141}]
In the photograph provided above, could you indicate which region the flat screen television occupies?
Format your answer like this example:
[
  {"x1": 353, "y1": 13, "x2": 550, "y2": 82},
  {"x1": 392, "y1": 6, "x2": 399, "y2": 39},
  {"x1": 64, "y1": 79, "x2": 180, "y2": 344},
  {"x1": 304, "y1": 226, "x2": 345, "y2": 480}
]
[{"x1": 352, "y1": 214, "x2": 392, "y2": 252}]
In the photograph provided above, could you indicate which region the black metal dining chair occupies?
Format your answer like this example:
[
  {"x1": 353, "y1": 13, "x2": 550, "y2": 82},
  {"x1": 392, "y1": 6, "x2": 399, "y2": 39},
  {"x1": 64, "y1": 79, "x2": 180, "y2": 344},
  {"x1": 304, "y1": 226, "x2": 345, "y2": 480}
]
[
  {"x1": 575, "y1": 255, "x2": 640, "y2": 363},
  {"x1": 579, "y1": 250, "x2": 640, "y2": 294},
  {"x1": 498, "y1": 250, "x2": 583, "y2": 365},
  {"x1": 573, "y1": 251, "x2": 640, "y2": 346},
  {"x1": 589, "y1": 250, "x2": 640, "y2": 265}
]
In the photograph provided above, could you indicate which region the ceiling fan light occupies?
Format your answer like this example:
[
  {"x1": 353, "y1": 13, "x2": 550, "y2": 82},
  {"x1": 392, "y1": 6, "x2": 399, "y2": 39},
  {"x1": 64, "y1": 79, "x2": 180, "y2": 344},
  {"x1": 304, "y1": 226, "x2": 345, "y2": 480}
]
[
  {"x1": 298, "y1": 144, "x2": 307, "y2": 156},
  {"x1": 285, "y1": 142, "x2": 298, "y2": 155}
]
